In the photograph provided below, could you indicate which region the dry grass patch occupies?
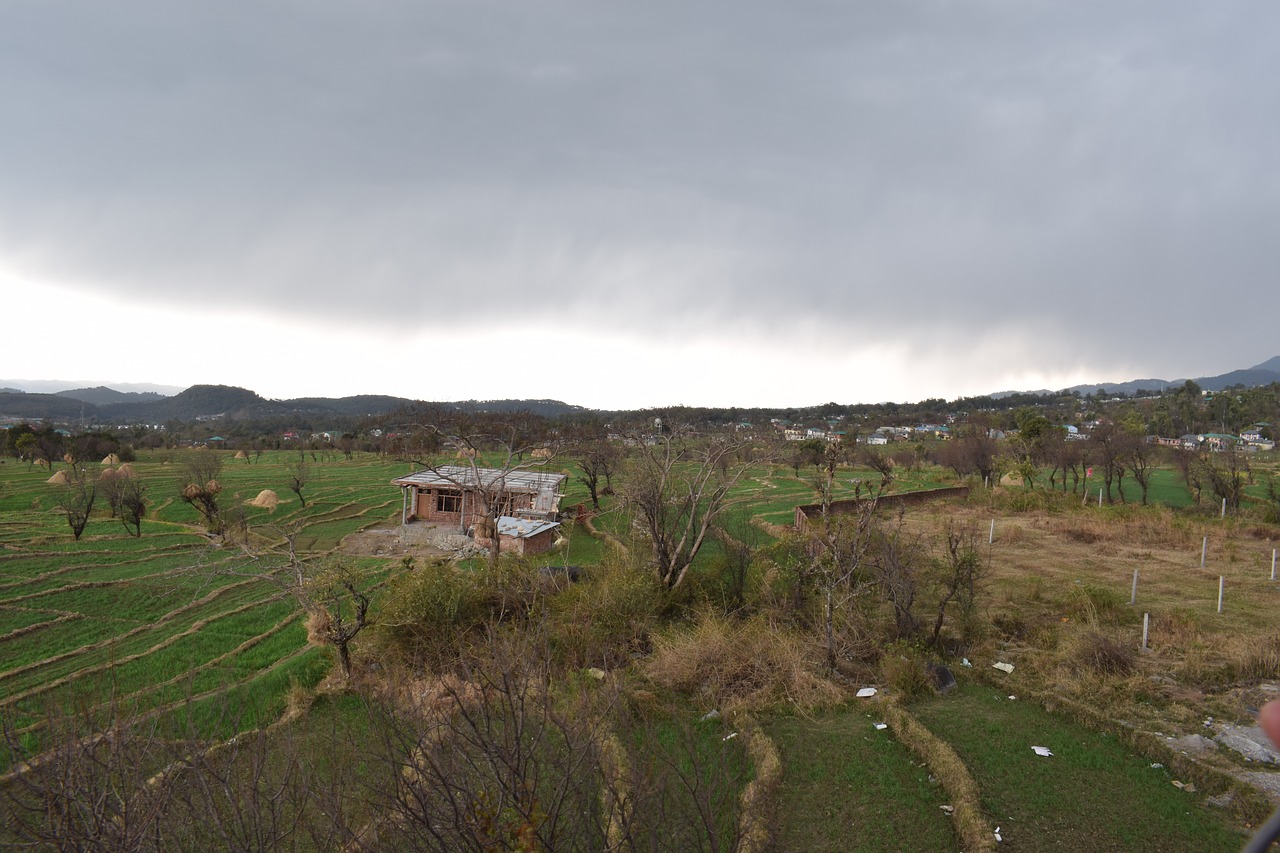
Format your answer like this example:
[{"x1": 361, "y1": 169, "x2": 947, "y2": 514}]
[{"x1": 644, "y1": 615, "x2": 843, "y2": 712}]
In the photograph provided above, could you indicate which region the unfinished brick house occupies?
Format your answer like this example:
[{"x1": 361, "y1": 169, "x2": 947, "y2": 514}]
[
  {"x1": 391, "y1": 465, "x2": 567, "y2": 532},
  {"x1": 474, "y1": 516, "x2": 562, "y2": 557}
]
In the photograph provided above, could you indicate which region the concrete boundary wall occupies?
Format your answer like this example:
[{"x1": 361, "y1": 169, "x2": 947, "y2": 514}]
[{"x1": 793, "y1": 486, "x2": 969, "y2": 529}]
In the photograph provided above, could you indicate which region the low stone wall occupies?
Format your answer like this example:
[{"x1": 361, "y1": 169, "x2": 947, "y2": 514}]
[{"x1": 792, "y1": 486, "x2": 968, "y2": 528}]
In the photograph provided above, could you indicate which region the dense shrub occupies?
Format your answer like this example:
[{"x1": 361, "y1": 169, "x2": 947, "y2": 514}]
[{"x1": 645, "y1": 614, "x2": 843, "y2": 712}]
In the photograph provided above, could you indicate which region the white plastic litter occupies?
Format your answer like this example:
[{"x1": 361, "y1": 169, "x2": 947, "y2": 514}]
[
  {"x1": 1031, "y1": 746, "x2": 1053, "y2": 757},
  {"x1": 856, "y1": 687, "x2": 878, "y2": 698},
  {"x1": 962, "y1": 658, "x2": 973, "y2": 667},
  {"x1": 1008, "y1": 695, "x2": 1017, "y2": 701},
  {"x1": 993, "y1": 662, "x2": 1014, "y2": 673},
  {"x1": 995, "y1": 826, "x2": 1003, "y2": 842},
  {"x1": 874, "y1": 723, "x2": 888, "y2": 730},
  {"x1": 722, "y1": 732, "x2": 738, "y2": 742}
]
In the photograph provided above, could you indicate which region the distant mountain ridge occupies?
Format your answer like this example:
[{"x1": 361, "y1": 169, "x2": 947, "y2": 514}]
[
  {"x1": 0, "y1": 383, "x2": 586, "y2": 424},
  {"x1": 991, "y1": 356, "x2": 1280, "y2": 398}
]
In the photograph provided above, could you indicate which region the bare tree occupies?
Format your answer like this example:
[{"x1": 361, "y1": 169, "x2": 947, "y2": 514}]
[
  {"x1": 56, "y1": 469, "x2": 97, "y2": 540},
  {"x1": 857, "y1": 445, "x2": 895, "y2": 490},
  {"x1": 232, "y1": 524, "x2": 373, "y2": 678},
  {"x1": 1197, "y1": 445, "x2": 1249, "y2": 513},
  {"x1": 574, "y1": 436, "x2": 620, "y2": 510},
  {"x1": 179, "y1": 450, "x2": 225, "y2": 534},
  {"x1": 619, "y1": 430, "x2": 757, "y2": 590},
  {"x1": 287, "y1": 458, "x2": 310, "y2": 508},
  {"x1": 117, "y1": 475, "x2": 148, "y2": 537}
]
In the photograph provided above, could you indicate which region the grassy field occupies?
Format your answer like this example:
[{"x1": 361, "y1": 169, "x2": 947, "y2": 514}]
[
  {"x1": 3, "y1": 444, "x2": 1277, "y2": 847},
  {"x1": 765, "y1": 708, "x2": 960, "y2": 851},
  {"x1": 0, "y1": 450, "x2": 412, "y2": 763},
  {"x1": 911, "y1": 684, "x2": 1247, "y2": 851}
]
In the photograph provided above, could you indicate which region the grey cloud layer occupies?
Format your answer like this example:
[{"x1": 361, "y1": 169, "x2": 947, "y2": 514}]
[{"x1": 3, "y1": 1, "x2": 1277, "y2": 381}]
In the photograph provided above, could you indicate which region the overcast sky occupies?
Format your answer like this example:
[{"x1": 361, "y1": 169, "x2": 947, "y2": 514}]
[{"x1": 3, "y1": 2, "x2": 1277, "y2": 409}]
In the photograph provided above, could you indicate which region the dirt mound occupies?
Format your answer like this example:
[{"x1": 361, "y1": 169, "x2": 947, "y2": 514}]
[
  {"x1": 101, "y1": 453, "x2": 120, "y2": 465},
  {"x1": 247, "y1": 489, "x2": 280, "y2": 509},
  {"x1": 46, "y1": 470, "x2": 70, "y2": 485}
]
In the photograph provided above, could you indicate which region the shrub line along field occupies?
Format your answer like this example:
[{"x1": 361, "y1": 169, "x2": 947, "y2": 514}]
[{"x1": 1, "y1": 447, "x2": 1278, "y2": 848}]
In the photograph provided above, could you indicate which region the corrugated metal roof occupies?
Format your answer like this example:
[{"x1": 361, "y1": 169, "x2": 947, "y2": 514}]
[
  {"x1": 392, "y1": 466, "x2": 566, "y2": 511},
  {"x1": 495, "y1": 516, "x2": 560, "y2": 539}
]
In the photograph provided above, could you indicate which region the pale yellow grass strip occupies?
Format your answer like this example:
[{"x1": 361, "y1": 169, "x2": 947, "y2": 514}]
[
  {"x1": 882, "y1": 701, "x2": 996, "y2": 853},
  {"x1": 734, "y1": 712, "x2": 781, "y2": 853}
]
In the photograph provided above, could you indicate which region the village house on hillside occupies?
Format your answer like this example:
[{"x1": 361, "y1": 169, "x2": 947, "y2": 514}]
[
  {"x1": 391, "y1": 466, "x2": 567, "y2": 555},
  {"x1": 392, "y1": 465, "x2": 566, "y2": 527}
]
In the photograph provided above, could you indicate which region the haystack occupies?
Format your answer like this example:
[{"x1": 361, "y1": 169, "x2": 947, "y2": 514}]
[
  {"x1": 531, "y1": 448, "x2": 553, "y2": 459},
  {"x1": 116, "y1": 463, "x2": 136, "y2": 478},
  {"x1": 62, "y1": 453, "x2": 75, "y2": 465},
  {"x1": 247, "y1": 489, "x2": 280, "y2": 509},
  {"x1": 99, "y1": 467, "x2": 118, "y2": 480},
  {"x1": 234, "y1": 450, "x2": 249, "y2": 460},
  {"x1": 101, "y1": 453, "x2": 120, "y2": 465},
  {"x1": 46, "y1": 470, "x2": 70, "y2": 485},
  {"x1": 455, "y1": 448, "x2": 477, "y2": 459},
  {"x1": 999, "y1": 473, "x2": 1021, "y2": 486},
  {"x1": 35, "y1": 458, "x2": 49, "y2": 469}
]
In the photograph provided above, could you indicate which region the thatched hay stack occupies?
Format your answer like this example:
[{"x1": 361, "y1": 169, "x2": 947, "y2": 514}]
[
  {"x1": 35, "y1": 458, "x2": 49, "y2": 469},
  {"x1": 62, "y1": 453, "x2": 75, "y2": 465},
  {"x1": 234, "y1": 450, "x2": 249, "y2": 460},
  {"x1": 531, "y1": 448, "x2": 553, "y2": 459},
  {"x1": 46, "y1": 470, "x2": 70, "y2": 485},
  {"x1": 247, "y1": 489, "x2": 280, "y2": 509},
  {"x1": 101, "y1": 453, "x2": 120, "y2": 465},
  {"x1": 455, "y1": 448, "x2": 477, "y2": 459},
  {"x1": 116, "y1": 463, "x2": 136, "y2": 478},
  {"x1": 99, "y1": 467, "x2": 118, "y2": 481}
]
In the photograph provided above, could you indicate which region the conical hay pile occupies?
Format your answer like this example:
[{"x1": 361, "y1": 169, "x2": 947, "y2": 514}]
[
  {"x1": 234, "y1": 450, "x2": 249, "y2": 460},
  {"x1": 999, "y1": 473, "x2": 1020, "y2": 486},
  {"x1": 116, "y1": 463, "x2": 135, "y2": 477},
  {"x1": 62, "y1": 453, "x2": 75, "y2": 465},
  {"x1": 98, "y1": 467, "x2": 118, "y2": 481},
  {"x1": 35, "y1": 458, "x2": 49, "y2": 469},
  {"x1": 46, "y1": 470, "x2": 70, "y2": 485},
  {"x1": 101, "y1": 453, "x2": 120, "y2": 465},
  {"x1": 247, "y1": 489, "x2": 280, "y2": 509}
]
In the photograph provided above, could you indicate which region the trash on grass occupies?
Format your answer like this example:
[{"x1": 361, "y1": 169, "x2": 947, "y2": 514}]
[
  {"x1": 874, "y1": 722, "x2": 888, "y2": 730},
  {"x1": 995, "y1": 826, "x2": 1003, "y2": 842},
  {"x1": 1008, "y1": 695, "x2": 1017, "y2": 701},
  {"x1": 962, "y1": 657, "x2": 972, "y2": 667},
  {"x1": 993, "y1": 662, "x2": 1015, "y2": 674},
  {"x1": 722, "y1": 732, "x2": 738, "y2": 742},
  {"x1": 940, "y1": 805, "x2": 954, "y2": 814},
  {"x1": 856, "y1": 687, "x2": 878, "y2": 698},
  {"x1": 1031, "y1": 746, "x2": 1053, "y2": 757},
  {"x1": 1150, "y1": 762, "x2": 1163, "y2": 769},
  {"x1": 1172, "y1": 780, "x2": 1184, "y2": 789}
]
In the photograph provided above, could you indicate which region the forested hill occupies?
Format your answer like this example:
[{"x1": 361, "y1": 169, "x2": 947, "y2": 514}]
[{"x1": 0, "y1": 384, "x2": 586, "y2": 424}]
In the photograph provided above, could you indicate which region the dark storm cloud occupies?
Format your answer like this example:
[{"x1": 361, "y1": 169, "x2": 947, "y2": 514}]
[{"x1": 3, "y1": 1, "x2": 1278, "y2": 390}]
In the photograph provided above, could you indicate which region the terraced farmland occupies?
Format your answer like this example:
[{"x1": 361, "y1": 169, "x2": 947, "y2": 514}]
[{"x1": 0, "y1": 451, "x2": 418, "y2": 762}]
